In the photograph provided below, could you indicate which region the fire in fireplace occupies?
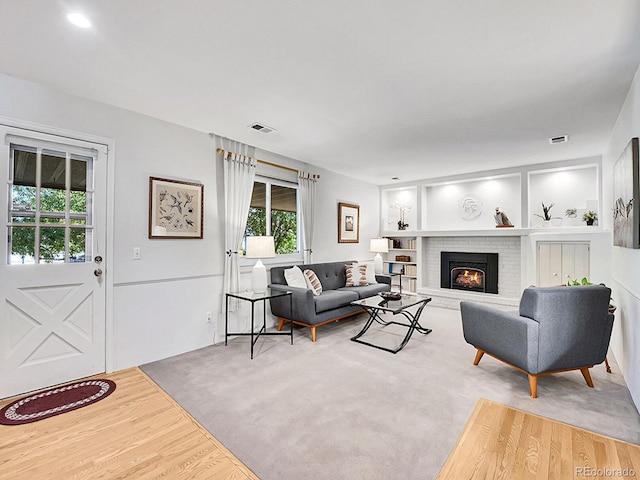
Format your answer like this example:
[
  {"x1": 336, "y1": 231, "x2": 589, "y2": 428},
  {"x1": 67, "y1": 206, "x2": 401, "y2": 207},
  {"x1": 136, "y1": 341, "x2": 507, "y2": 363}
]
[
  {"x1": 452, "y1": 268, "x2": 485, "y2": 290},
  {"x1": 441, "y1": 252, "x2": 498, "y2": 294}
]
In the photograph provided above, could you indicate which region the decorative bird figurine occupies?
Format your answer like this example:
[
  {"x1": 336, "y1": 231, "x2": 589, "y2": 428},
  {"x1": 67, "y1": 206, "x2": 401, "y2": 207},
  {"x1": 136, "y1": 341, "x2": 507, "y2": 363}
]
[{"x1": 494, "y1": 207, "x2": 513, "y2": 227}]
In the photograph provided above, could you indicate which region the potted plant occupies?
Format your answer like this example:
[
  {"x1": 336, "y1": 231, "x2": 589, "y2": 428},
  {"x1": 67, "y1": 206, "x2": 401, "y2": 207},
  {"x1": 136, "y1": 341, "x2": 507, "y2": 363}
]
[
  {"x1": 583, "y1": 210, "x2": 598, "y2": 226},
  {"x1": 534, "y1": 202, "x2": 559, "y2": 226},
  {"x1": 565, "y1": 208, "x2": 577, "y2": 218}
]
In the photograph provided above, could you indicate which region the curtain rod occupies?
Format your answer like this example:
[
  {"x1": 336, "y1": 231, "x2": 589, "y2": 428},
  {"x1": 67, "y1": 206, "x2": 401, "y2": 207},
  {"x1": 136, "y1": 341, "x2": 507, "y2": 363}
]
[{"x1": 216, "y1": 147, "x2": 319, "y2": 178}]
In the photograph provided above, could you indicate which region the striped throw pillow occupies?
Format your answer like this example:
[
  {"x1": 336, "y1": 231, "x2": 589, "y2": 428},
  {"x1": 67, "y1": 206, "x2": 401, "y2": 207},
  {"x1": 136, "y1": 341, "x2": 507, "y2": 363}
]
[
  {"x1": 303, "y1": 269, "x2": 323, "y2": 296},
  {"x1": 345, "y1": 264, "x2": 369, "y2": 287}
]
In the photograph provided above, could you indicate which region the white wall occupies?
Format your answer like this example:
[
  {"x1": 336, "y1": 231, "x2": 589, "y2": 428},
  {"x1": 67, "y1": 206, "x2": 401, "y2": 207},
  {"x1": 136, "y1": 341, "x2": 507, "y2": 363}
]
[
  {"x1": 604, "y1": 64, "x2": 640, "y2": 413},
  {"x1": 0, "y1": 73, "x2": 379, "y2": 371},
  {"x1": 528, "y1": 166, "x2": 598, "y2": 227},
  {"x1": 426, "y1": 176, "x2": 521, "y2": 230},
  {"x1": 313, "y1": 168, "x2": 381, "y2": 264}
]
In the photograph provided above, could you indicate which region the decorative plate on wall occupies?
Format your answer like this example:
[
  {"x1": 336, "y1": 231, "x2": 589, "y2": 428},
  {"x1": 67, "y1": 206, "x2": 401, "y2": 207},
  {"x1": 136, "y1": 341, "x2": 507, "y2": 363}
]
[{"x1": 458, "y1": 193, "x2": 483, "y2": 220}]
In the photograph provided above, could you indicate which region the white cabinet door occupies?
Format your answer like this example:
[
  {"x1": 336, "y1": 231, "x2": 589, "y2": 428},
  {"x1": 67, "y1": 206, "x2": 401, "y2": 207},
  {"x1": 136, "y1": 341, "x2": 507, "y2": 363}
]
[
  {"x1": 561, "y1": 243, "x2": 590, "y2": 283},
  {"x1": 538, "y1": 243, "x2": 563, "y2": 286},
  {"x1": 537, "y1": 242, "x2": 589, "y2": 287}
]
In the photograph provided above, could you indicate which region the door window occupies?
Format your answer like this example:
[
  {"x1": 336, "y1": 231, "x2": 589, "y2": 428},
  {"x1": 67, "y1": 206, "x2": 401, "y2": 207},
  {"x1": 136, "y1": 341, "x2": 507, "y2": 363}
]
[{"x1": 8, "y1": 142, "x2": 94, "y2": 264}]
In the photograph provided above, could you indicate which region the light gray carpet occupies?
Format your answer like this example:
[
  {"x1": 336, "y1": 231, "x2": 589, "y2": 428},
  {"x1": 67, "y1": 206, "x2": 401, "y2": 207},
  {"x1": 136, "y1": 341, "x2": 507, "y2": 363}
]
[{"x1": 141, "y1": 306, "x2": 640, "y2": 480}]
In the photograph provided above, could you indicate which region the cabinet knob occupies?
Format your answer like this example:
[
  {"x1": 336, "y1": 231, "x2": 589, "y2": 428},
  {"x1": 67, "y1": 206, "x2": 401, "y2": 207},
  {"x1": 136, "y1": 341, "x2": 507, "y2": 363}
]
[{"x1": 553, "y1": 273, "x2": 558, "y2": 276}]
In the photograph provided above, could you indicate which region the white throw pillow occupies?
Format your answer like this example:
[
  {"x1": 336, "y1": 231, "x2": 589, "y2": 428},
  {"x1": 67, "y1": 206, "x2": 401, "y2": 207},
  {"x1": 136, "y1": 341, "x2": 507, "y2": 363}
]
[
  {"x1": 356, "y1": 261, "x2": 377, "y2": 284},
  {"x1": 284, "y1": 266, "x2": 308, "y2": 289}
]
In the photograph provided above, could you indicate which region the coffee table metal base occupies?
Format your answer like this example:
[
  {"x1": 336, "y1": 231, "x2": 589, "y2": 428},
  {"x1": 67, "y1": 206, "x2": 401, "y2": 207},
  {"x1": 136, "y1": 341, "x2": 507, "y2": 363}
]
[{"x1": 350, "y1": 296, "x2": 432, "y2": 353}]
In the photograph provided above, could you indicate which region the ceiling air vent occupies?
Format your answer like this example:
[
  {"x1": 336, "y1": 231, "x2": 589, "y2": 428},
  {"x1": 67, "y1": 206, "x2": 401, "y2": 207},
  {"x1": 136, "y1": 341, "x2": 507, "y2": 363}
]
[
  {"x1": 248, "y1": 122, "x2": 275, "y2": 134},
  {"x1": 549, "y1": 135, "x2": 569, "y2": 144}
]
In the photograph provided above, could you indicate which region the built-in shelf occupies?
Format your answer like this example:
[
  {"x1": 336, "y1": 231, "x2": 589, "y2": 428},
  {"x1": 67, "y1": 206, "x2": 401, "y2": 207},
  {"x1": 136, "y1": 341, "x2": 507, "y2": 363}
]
[{"x1": 382, "y1": 227, "x2": 607, "y2": 238}]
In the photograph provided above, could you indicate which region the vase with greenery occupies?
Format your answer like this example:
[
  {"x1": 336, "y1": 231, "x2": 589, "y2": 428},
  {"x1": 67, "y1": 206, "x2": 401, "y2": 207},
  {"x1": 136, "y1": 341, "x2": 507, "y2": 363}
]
[
  {"x1": 565, "y1": 208, "x2": 577, "y2": 218},
  {"x1": 582, "y1": 210, "x2": 598, "y2": 226}
]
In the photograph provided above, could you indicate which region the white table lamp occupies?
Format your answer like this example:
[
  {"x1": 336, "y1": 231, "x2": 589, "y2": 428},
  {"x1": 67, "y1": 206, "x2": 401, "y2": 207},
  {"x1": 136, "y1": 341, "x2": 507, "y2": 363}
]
[
  {"x1": 370, "y1": 238, "x2": 389, "y2": 274},
  {"x1": 246, "y1": 236, "x2": 276, "y2": 293}
]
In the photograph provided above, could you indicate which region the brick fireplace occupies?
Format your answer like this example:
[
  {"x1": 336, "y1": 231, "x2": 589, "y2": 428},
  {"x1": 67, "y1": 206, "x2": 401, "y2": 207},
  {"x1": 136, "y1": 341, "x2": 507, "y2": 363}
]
[
  {"x1": 421, "y1": 236, "x2": 521, "y2": 308},
  {"x1": 441, "y1": 251, "x2": 499, "y2": 294}
]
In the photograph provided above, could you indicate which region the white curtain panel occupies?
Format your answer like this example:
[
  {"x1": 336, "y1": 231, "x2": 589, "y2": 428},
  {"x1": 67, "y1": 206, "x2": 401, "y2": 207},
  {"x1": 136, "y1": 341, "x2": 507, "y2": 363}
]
[
  {"x1": 298, "y1": 171, "x2": 318, "y2": 264},
  {"x1": 221, "y1": 142, "x2": 256, "y2": 311}
]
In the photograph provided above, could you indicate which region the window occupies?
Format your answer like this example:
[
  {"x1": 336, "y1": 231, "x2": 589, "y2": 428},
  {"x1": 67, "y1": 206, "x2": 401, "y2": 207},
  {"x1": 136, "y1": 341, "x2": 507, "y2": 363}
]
[
  {"x1": 8, "y1": 141, "x2": 94, "y2": 264},
  {"x1": 245, "y1": 177, "x2": 298, "y2": 255}
]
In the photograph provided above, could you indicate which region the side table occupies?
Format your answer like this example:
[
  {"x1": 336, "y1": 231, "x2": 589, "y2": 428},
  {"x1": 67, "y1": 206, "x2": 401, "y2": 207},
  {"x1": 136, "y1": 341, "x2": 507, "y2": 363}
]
[{"x1": 225, "y1": 289, "x2": 293, "y2": 359}]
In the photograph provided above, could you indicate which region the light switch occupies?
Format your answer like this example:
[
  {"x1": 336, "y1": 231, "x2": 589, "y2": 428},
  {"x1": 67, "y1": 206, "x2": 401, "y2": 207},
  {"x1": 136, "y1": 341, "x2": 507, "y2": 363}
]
[{"x1": 133, "y1": 247, "x2": 141, "y2": 260}]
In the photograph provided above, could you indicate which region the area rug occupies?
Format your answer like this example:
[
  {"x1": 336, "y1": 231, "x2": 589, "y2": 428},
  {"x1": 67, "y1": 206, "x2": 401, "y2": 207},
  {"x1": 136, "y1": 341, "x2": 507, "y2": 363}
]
[{"x1": 0, "y1": 379, "x2": 116, "y2": 425}]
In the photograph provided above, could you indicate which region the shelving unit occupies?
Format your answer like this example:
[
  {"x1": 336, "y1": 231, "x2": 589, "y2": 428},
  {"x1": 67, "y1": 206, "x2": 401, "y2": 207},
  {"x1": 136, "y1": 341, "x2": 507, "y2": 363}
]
[{"x1": 383, "y1": 237, "x2": 418, "y2": 293}]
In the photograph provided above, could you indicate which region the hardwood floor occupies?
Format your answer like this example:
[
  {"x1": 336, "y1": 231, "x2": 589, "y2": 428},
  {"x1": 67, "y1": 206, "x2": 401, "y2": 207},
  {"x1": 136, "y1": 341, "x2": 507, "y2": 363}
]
[
  {"x1": 0, "y1": 368, "x2": 258, "y2": 480},
  {"x1": 438, "y1": 398, "x2": 640, "y2": 479},
  {"x1": 5, "y1": 371, "x2": 639, "y2": 479}
]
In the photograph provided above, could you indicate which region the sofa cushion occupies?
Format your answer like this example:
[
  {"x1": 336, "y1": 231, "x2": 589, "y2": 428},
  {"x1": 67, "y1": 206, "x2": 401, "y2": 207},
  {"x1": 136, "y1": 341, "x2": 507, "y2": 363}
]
[
  {"x1": 345, "y1": 264, "x2": 368, "y2": 286},
  {"x1": 338, "y1": 282, "x2": 390, "y2": 299},
  {"x1": 314, "y1": 290, "x2": 360, "y2": 313},
  {"x1": 284, "y1": 266, "x2": 308, "y2": 289},
  {"x1": 304, "y1": 269, "x2": 323, "y2": 295},
  {"x1": 357, "y1": 261, "x2": 377, "y2": 284}
]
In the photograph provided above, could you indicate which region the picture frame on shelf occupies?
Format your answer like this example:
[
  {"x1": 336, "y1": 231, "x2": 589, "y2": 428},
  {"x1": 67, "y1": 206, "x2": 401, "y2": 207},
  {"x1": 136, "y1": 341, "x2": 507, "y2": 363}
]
[
  {"x1": 613, "y1": 137, "x2": 639, "y2": 248},
  {"x1": 149, "y1": 176, "x2": 204, "y2": 239},
  {"x1": 338, "y1": 202, "x2": 359, "y2": 243}
]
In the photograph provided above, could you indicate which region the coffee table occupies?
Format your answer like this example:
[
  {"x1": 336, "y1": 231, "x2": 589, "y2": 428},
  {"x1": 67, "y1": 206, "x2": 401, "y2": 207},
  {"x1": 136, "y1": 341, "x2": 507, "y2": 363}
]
[{"x1": 350, "y1": 294, "x2": 432, "y2": 353}]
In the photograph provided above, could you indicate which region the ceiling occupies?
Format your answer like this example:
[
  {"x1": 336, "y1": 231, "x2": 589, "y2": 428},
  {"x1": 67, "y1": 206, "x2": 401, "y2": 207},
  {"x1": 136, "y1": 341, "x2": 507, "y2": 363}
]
[{"x1": 2, "y1": 1, "x2": 640, "y2": 185}]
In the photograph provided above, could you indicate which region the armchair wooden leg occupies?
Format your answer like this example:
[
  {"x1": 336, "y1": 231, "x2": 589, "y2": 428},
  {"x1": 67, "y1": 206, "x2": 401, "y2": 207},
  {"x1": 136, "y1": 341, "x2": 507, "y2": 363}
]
[
  {"x1": 311, "y1": 326, "x2": 317, "y2": 343},
  {"x1": 580, "y1": 367, "x2": 595, "y2": 388},
  {"x1": 528, "y1": 375, "x2": 538, "y2": 398},
  {"x1": 473, "y1": 349, "x2": 485, "y2": 366},
  {"x1": 277, "y1": 318, "x2": 286, "y2": 331}
]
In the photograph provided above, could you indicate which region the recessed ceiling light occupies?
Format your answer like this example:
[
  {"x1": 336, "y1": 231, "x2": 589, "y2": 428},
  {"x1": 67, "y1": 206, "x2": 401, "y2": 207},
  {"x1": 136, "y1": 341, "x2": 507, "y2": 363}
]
[{"x1": 67, "y1": 13, "x2": 92, "y2": 29}]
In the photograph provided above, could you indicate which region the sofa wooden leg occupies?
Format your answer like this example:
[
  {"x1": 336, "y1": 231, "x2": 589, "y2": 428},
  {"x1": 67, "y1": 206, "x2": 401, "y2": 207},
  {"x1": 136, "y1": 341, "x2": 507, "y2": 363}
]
[
  {"x1": 473, "y1": 349, "x2": 485, "y2": 366},
  {"x1": 605, "y1": 357, "x2": 611, "y2": 373},
  {"x1": 528, "y1": 375, "x2": 538, "y2": 398},
  {"x1": 311, "y1": 326, "x2": 317, "y2": 343},
  {"x1": 580, "y1": 367, "x2": 595, "y2": 388},
  {"x1": 277, "y1": 318, "x2": 285, "y2": 331}
]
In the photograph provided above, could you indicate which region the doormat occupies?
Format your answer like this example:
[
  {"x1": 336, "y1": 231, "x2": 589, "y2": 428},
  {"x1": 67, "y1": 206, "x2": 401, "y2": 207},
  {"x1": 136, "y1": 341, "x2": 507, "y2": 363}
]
[{"x1": 0, "y1": 379, "x2": 116, "y2": 426}]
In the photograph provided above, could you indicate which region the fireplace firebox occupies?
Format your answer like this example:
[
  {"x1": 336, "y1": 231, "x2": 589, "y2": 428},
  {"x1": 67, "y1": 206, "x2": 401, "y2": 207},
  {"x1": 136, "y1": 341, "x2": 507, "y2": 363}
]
[{"x1": 441, "y1": 251, "x2": 498, "y2": 294}]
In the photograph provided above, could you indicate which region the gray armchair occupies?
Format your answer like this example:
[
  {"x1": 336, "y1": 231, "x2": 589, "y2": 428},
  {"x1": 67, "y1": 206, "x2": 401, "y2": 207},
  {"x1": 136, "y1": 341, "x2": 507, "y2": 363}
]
[{"x1": 460, "y1": 285, "x2": 614, "y2": 398}]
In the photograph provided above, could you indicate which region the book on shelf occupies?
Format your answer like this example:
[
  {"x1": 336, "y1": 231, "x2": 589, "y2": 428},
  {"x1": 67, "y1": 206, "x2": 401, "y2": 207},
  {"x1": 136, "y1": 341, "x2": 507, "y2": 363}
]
[{"x1": 403, "y1": 265, "x2": 417, "y2": 276}]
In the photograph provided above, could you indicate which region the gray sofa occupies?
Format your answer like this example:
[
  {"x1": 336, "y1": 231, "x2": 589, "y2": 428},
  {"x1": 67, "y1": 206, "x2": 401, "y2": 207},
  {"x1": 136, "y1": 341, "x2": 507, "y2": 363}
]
[
  {"x1": 460, "y1": 285, "x2": 614, "y2": 398},
  {"x1": 269, "y1": 261, "x2": 391, "y2": 342}
]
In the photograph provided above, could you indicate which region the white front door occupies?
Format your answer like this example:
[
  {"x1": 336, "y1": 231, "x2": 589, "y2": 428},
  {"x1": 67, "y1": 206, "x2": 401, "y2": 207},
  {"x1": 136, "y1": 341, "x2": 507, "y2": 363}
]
[{"x1": 0, "y1": 126, "x2": 108, "y2": 399}]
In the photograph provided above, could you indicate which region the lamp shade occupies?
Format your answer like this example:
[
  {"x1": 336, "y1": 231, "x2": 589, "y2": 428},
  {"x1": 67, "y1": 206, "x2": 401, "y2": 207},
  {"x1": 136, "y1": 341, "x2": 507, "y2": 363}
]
[
  {"x1": 246, "y1": 236, "x2": 276, "y2": 259},
  {"x1": 370, "y1": 238, "x2": 389, "y2": 253}
]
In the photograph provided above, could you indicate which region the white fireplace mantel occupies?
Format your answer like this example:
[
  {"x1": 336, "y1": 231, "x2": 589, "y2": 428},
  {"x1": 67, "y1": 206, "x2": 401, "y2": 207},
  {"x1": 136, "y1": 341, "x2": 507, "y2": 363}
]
[{"x1": 382, "y1": 227, "x2": 605, "y2": 238}]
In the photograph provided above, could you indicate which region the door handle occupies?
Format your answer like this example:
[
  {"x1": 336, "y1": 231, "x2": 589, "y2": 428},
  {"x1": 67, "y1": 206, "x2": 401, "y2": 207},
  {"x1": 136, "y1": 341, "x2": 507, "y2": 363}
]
[{"x1": 94, "y1": 269, "x2": 103, "y2": 277}]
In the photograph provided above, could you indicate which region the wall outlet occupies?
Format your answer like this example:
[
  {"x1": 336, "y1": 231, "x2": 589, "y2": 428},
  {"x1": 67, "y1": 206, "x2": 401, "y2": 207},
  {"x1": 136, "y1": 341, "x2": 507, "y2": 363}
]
[
  {"x1": 206, "y1": 311, "x2": 212, "y2": 323},
  {"x1": 133, "y1": 247, "x2": 141, "y2": 260}
]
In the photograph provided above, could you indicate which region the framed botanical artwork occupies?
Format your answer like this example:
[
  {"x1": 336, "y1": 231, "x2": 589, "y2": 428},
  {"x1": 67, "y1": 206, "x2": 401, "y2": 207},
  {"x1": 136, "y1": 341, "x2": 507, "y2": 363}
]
[
  {"x1": 338, "y1": 202, "x2": 359, "y2": 243},
  {"x1": 149, "y1": 177, "x2": 204, "y2": 239},
  {"x1": 613, "y1": 137, "x2": 639, "y2": 248}
]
